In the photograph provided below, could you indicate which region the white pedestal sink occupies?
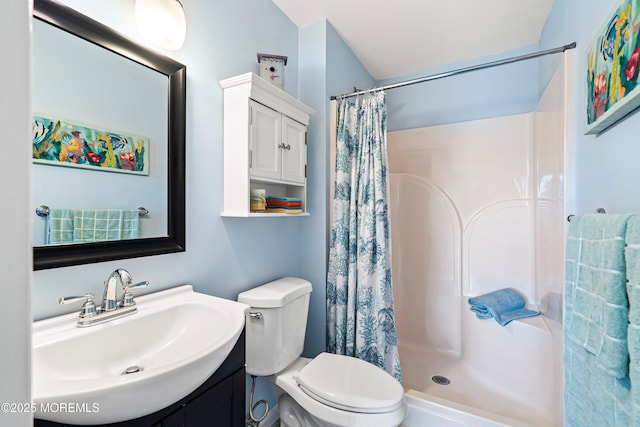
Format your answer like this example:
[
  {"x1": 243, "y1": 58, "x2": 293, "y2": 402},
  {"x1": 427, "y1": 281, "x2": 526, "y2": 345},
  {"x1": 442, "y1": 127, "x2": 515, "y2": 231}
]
[{"x1": 32, "y1": 285, "x2": 248, "y2": 425}]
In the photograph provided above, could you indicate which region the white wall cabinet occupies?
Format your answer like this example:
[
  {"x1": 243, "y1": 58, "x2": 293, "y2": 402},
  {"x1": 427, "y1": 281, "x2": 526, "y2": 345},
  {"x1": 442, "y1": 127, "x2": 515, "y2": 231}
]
[
  {"x1": 220, "y1": 73, "x2": 314, "y2": 217},
  {"x1": 249, "y1": 101, "x2": 307, "y2": 185}
]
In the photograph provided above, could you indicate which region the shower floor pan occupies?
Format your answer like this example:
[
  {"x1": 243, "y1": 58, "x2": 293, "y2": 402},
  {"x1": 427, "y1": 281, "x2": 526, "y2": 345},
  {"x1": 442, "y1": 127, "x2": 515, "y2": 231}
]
[{"x1": 399, "y1": 344, "x2": 558, "y2": 427}]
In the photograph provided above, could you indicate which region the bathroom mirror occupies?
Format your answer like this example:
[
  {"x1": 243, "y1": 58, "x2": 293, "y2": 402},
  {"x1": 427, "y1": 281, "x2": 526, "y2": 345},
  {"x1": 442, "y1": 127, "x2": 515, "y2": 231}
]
[{"x1": 32, "y1": 0, "x2": 186, "y2": 270}]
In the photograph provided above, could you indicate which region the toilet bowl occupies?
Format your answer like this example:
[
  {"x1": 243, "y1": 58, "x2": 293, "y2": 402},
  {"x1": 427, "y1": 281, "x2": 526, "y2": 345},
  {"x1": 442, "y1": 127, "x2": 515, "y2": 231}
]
[
  {"x1": 238, "y1": 277, "x2": 406, "y2": 427},
  {"x1": 272, "y1": 355, "x2": 406, "y2": 427}
]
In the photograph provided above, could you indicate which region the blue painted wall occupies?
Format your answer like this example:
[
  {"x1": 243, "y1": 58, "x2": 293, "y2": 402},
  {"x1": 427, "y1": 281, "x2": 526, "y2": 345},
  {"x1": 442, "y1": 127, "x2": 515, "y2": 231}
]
[
  {"x1": 540, "y1": 0, "x2": 640, "y2": 214},
  {"x1": 378, "y1": 44, "x2": 542, "y2": 131},
  {"x1": 379, "y1": 0, "x2": 640, "y2": 216},
  {"x1": 33, "y1": 0, "x2": 303, "y2": 320},
  {"x1": 32, "y1": 0, "x2": 632, "y2": 420},
  {"x1": 33, "y1": 0, "x2": 306, "y2": 416},
  {"x1": 31, "y1": 2, "x2": 374, "y2": 415},
  {"x1": 298, "y1": 20, "x2": 375, "y2": 360}
]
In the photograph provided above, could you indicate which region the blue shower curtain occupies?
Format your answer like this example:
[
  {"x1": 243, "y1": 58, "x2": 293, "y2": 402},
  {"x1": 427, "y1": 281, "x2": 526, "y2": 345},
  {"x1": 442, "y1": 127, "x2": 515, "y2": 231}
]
[{"x1": 327, "y1": 91, "x2": 402, "y2": 382}]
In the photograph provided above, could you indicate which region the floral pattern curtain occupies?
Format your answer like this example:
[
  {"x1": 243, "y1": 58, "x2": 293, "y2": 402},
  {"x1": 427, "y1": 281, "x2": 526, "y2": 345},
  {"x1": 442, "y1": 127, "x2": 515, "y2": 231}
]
[{"x1": 327, "y1": 91, "x2": 402, "y2": 382}]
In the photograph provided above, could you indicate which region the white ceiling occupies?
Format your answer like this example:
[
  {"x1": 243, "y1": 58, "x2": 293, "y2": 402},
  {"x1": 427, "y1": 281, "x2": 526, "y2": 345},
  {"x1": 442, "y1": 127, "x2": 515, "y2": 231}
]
[{"x1": 272, "y1": 0, "x2": 555, "y2": 80}]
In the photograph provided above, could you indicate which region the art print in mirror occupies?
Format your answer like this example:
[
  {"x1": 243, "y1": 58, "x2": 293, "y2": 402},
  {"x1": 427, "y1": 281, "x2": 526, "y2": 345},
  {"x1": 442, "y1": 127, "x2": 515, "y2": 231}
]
[{"x1": 32, "y1": 0, "x2": 186, "y2": 270}]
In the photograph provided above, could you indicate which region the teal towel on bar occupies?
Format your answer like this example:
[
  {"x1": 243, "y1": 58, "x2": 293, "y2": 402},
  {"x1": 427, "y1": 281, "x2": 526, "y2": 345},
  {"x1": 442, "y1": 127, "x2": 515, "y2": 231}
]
[
  {"x1": 120, "y1": 210, "x2": 139, "y2": 240},
  {"x1": 468, "y1": 288, "x2": 539, "y2": 326},
  {"x1": 565, "y1": 213, "x2": 632, "y2": 379},
  {"x1": 72, "y1": 209, "x2": 139, "y2": 243},
  {"x1": 564, "y1": 213, "x2": 636, "y2": 427},
  {"x1": 564, "y1": 339, "x2": 632, "y2": 427},
  {"x1": 624, "y1": 215, "x2": 640, "y2": 422},
  {"x1": 46, "y1": 208, "x2": 74, "y2": 244}
]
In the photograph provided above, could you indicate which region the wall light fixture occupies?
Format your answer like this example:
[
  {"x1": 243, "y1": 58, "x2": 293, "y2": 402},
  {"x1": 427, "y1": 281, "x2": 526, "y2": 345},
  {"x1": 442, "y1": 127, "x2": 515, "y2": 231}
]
[{"x1": 135, "y1": 0, "x2": 186, "y2": 51}]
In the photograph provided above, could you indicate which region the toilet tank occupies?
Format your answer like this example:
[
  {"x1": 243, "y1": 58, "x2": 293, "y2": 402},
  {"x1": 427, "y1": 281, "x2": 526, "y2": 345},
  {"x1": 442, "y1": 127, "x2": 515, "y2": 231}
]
[{"x1": 238, "y1": 277, "x2": 312, "y2": 376}]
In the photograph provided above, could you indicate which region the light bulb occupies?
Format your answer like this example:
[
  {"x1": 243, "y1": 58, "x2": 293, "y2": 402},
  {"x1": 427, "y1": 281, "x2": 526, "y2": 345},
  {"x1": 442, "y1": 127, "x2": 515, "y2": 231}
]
[{"x1": 135, "y1": 0, "x2": 186, "y2": 50}]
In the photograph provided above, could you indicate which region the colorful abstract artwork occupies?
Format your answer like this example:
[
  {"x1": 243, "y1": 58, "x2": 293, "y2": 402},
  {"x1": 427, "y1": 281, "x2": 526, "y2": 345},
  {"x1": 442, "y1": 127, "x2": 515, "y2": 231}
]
[
  {"x1": 586, "y1": 0, "x2": 640, "y2": 135},
  {"x1": 32, "y1": 115, "x2": 149, "y2": 175}
]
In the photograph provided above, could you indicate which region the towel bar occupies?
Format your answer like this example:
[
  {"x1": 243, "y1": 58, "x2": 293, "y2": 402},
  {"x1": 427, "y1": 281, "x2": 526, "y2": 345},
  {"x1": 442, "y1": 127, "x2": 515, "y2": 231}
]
[
  {"x1": 567, "y1": 208, "x2": 606, "y2": 222},
  {"x1": 36, "y1": 205, "x2": 149, "y2": 217}
]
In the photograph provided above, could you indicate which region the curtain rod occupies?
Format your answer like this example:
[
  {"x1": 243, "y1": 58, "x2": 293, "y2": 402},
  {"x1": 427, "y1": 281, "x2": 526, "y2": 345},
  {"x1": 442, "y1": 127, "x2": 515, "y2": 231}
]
[{"x1": 330, "y1": 42, "x2": 577, "y2": 100}]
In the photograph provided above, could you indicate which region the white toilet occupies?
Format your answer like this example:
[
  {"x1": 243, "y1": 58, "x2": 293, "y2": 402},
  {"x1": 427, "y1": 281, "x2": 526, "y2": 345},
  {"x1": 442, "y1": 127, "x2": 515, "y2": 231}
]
[{"x1": 237, "y1": 277, "x2": 406, "y2": 427}]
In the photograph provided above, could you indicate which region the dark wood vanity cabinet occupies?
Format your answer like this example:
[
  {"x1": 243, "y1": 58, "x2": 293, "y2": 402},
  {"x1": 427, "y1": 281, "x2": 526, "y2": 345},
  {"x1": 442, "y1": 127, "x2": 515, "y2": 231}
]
[
  {"x1": 35, "y1": 331, "x2": 246, "y2": 427},
  {"x1": 158, "y1": 371, "x2": 244, "y2": 427}
]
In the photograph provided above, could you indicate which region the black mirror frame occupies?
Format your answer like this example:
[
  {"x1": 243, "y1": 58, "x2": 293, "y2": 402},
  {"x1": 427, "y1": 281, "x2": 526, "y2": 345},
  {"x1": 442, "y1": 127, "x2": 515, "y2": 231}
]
[{"x1": 33, "y1": 0, "x2": 186, "y2": 270}]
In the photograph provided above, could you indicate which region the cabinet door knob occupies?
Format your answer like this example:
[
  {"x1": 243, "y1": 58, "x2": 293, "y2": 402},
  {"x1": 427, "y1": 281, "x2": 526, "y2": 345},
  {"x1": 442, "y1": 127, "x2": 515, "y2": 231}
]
[
  {"x1": 284, "y1": 144, "x2": 291, "y2": 150},
  {"x1": 278, "y1": 143, "x2": 285, "y2": 149}
]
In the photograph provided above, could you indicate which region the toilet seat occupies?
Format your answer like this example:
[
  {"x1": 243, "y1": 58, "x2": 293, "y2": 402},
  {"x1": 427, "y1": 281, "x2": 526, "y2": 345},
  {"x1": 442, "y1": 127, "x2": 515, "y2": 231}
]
[{"x1": 295, "y1": 352, "x2": 404, "y2": 414}]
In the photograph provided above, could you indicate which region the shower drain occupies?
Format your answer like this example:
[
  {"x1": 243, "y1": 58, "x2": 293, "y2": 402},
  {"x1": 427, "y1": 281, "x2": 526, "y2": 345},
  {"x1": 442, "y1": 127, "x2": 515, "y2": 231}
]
[{"x1": 431, "y1": 375, "x2": 450, "y2": 385}]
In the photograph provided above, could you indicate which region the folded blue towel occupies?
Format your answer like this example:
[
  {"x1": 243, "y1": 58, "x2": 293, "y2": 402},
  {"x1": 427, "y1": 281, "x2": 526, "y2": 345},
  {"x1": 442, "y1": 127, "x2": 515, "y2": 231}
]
[{"x1": 468, "y1": 288, "x2": 540, "y2": 326}]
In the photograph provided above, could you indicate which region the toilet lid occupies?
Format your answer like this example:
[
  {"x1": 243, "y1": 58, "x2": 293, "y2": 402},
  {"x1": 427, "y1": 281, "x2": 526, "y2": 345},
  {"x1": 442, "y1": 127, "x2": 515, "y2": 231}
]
[{"x1": 295, "y1": 352, "x2": 404, "y2": 414}]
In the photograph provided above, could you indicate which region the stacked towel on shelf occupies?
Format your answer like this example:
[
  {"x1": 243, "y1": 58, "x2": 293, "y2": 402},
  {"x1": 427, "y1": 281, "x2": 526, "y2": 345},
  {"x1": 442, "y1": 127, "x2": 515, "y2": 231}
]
[
  {"x1": 467, "y1": 288, "x2": 540, "y2": 326},
  {"x1": 266, "y1": 196, "x2": 303, "y2": 214}
]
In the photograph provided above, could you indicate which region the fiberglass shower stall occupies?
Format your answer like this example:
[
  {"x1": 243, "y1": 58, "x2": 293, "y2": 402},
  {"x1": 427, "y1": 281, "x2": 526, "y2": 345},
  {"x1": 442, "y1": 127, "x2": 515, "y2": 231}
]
[{"x1": 386, "y1": 53, "x2": 573, "y2": 426}]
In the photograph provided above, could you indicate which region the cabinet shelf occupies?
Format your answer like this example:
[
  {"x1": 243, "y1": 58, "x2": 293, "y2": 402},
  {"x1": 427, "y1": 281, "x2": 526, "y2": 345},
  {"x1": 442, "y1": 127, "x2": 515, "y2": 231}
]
[
  {"x1": 249, "y1": 176, "x2": 306, "y2": 187},
  {"x1": 221, "y1": 211, "x2": 311, "y2": 218},
  {"x1": 220, "y1": 72, "x2": 314, "y2": 218}
]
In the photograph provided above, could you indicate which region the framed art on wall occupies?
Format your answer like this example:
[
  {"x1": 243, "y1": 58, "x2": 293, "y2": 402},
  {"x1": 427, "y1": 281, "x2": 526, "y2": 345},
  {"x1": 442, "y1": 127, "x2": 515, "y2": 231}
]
[{"x1": 586, "y1": 0, "x2": 640, "y2": 135}]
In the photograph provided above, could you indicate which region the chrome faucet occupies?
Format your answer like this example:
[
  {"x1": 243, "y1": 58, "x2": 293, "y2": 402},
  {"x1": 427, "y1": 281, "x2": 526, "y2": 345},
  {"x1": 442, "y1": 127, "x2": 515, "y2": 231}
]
[
  {"x1": 103, "y1": 268, "x2": 133, "y2": 312},
  {"x1": 59, "y1": 268, "x2": 149, "y2": 327}
]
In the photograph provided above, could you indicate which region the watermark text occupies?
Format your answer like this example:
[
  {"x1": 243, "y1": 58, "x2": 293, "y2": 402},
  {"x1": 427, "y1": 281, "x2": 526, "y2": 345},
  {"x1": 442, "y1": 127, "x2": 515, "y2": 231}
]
[{"x1": 1, "y1": 402, "x2": 100, "y2": 414}]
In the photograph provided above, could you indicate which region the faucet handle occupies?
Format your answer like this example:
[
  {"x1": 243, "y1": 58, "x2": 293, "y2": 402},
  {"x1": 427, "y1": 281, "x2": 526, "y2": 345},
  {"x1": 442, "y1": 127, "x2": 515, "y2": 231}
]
[
  {"x1": 59, "y1": 293, "x2": 98, "y2": 318},
  {"x1": 120, "y1": 281, "x2": 149, "y2": 307}
]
